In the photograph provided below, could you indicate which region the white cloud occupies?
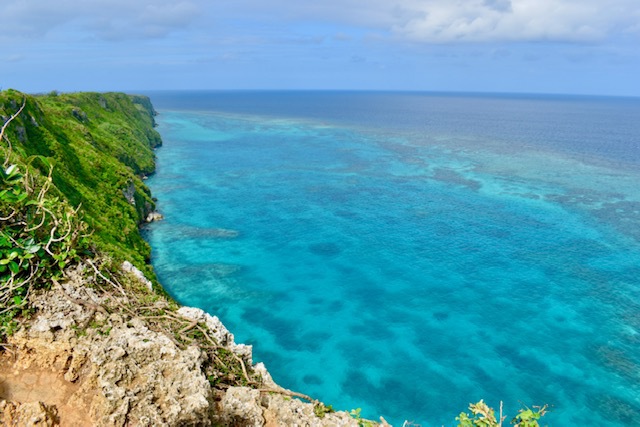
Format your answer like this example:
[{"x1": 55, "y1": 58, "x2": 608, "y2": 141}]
[
  {"x1": 0, "y1": 0, "x2": 200, "y2": 41},
  {"x1": 1, "y1": 0, "x2": 638, "y2": 44},
  {"x1": 385, "y1": 0, "x2": 619, "y2": 42},
  {"x1": 226, "y1": 0, "x2": 640, "y2": 43}
]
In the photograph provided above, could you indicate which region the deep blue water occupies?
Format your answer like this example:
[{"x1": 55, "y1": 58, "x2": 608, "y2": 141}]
[{"x1": 143, "y1": 91, "x2": 640, "y2": 426}]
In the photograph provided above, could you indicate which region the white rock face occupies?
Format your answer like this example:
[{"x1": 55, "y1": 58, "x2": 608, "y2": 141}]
[
  {"x1": 145, "y1": 211, "x2": 164, "y2": 222},
  {"x1": 90, "y1": 321, "x2": 212, "y2": 426},
  {"x1": 5, "y1": 278, "x2": 213, "y2": 426},
  {"x1": 2, "y1": 266, "x2": 367, "y2": 427},
  {"x1": 177, "y1": 306, "x2": 254, "y2": 364},
  {"x1": 213, "y1": 387, "x2": 362, "y2": 427},
  {"x1": 121, "y1": 260, "x2": 153, "y2": 291}
]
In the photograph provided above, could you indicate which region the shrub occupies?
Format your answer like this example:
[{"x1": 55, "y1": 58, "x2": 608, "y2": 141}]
[
  {"x1": 456, "y1": 400, "x2": 548, "y2": 427},
  {"x1": 1, "y1": 97, "x2": 88, "y2": 340}
]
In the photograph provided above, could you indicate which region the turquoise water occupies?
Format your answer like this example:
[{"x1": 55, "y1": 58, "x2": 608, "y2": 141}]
[{"x1": 143, "y1": 92, "x2": 640, "y2": 426}]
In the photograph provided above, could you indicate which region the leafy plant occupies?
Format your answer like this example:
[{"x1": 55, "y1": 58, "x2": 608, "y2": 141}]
[
  {"x1": 456, "y1": 401, "x2": 547, "y2": 427},
  {"x1": 1, "y1": 89, "x2": 161, "y2": 278},
  {"x1": 1, "y1": 99, "x2": 89, "y2": 340},
  {"x1": 349, "y1": 408, "x2": 378, "y2": 427},
  {"x1": 313, "y1": 402, "x2": 334, "y2": 418},
  {"x1": 457, "y1": 400, "x2": 502, "y2": 427},
  {"x1": 511, "y1": 405, "x2": 548, "y2": 427}
]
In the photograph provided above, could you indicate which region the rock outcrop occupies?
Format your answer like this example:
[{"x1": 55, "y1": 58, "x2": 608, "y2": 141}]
[
  {"x1": 0, "y1": 90, "x2": 380, "y2": 426},
  {"x1": 0, "y1": 401, "x2": 59, "y2": 427},
  {"x1": 0, "y1": 265, "x2": 367, "y2": 426}
]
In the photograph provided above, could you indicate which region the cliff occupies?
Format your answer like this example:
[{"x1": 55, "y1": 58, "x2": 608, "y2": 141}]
[{"x1": 0, "y1": 90, "x2": 379, "y2": 426}]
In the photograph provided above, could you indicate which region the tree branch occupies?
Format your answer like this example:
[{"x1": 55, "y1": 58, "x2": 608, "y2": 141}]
[{"x1": 1, "y1": 96, "x2": 26, "y2": 167}]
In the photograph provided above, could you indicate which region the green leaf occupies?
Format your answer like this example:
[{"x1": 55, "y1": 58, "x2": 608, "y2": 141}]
[
  {"x1": 9, "y1": 261, "x2": 19, "y2": 274},
  {"x1": 27, "y1": 155, "x2": 52, "y2": 171},
  {"x1": 26, "y1": 244, "x2": 41, "y2": 254},
  {"x1": 4, "y1": 164, "x2": 18, "y2": 177},
  {"x1": 12, "y1": 296, "x2": 23, "y2": 306}
]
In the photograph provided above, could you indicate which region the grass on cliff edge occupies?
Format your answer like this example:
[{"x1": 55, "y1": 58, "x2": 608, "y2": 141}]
[
  {"x1": 0, "y1": 89, "x2": 548, "y2": 427},
  {"x1": 1, "y1": 89, "x2": 163, "y2": 337},
  {"x1": 1, "y1": 89, "x2": 160, "y2": 273},
  {"x1": 0, "y1": 89, "x2": 265, "y2": 399}
]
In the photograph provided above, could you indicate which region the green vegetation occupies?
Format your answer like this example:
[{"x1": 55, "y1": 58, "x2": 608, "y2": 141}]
[
  {"x1": 1, "y1": 89, "x2": 160, "y2": 272},
  {"x1": 2, "y1": 89, "x2": 548, "y2": 425},
  {"x1": 0, "y1": 89, "x2": 261, "y2": 393},
  {"x1": 456, "y1": 400, "x2": 548, "y2": 427},
  {"x1": 1, "y1": 89, "x2": 161, "y2": 340},
  {"x1": 349, "y1": 408, "x2": 378, "y2": 426},
  {"x1": 313, "y1": 402, "x2": 335, "y2": 418},
  {"x1": 1, "y1": 157, "x2": 88, "y2": 338}
]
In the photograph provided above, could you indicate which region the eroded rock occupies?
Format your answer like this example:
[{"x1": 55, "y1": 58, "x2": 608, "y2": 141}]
[
  {"x1": 0, "y1": 266, "x2": 368, "y2": 427},
  {"x1": 0, "y1": 400, "x2": 59, "y2": 427}
]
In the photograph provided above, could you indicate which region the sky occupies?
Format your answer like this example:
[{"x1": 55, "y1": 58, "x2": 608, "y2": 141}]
[{"x1": 0, "y1": 0, "x2": 639, "y2": 96}]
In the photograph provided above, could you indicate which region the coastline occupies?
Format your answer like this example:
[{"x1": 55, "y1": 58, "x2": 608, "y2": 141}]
[
  {"x1": 0, "y1": 90, "x2": 381, "y2": 426},
  {"x1": 142, "y1": 92, "x2": 640, "y2": 426},
  {"x1": 1, "y1": 263, "x2": 369, "y2": 426}
]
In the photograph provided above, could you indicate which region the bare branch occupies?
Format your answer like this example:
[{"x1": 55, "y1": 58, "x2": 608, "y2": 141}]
[
  {"x1": 1, "y1": 96, "x2": 26, "y2": 167},
  {"x1": 258, "y1": 388, "x2": 316, "y2": 404}
]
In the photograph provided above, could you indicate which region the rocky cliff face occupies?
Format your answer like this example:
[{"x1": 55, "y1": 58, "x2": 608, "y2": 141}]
[
  {"x1": 0, "y1": 90, "x2": 384, "y2": 426},
  {"x1": 0, "y1": 263, "x2": 369, "y2": 426}
]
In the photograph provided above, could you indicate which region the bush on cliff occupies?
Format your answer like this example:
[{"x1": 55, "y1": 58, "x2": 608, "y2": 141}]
[
  {"x1": 1, "y1": 89, "x2": 548, "y2": 425},
  {"x1": 1, "y1": 158, "x2": 88, "y2": 338},
  {"x1": 456, "y1": 400, "x2": 548, "y2": 427},
  {"x1": 0, "y1": 89, "x2": 161, "y2": 340},
  {"x1": 0, "y1": 89, "x2": 159, "y2": 272}
]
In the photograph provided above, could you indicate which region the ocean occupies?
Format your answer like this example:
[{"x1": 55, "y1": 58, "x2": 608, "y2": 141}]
[{"x1": 142, "y1": 91, "x2": 640, "y2": 426}]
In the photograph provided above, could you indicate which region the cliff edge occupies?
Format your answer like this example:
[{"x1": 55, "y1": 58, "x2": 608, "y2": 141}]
[
  {"x1": 0, "y1": 263, "x2": 363, "y2": 426},
  {"x1": 0, "y1": 90, "x2": 381, "y2": 426}
]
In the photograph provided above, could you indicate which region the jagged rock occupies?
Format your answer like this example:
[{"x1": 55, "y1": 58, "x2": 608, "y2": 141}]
[
  {"x1": 145, "y1": 211, "x2": 164, "y2": 222},
  {"x1": 122, "y1": 181, "x2": 136, "y2": 206},
  {"x1": 2, "y1": 277, "x2": 212, "y2": 426},
  {"x1": 121, "y1": 261, "x2": 153, "y2": 291},
  {"x1": 71, "y1": 108, "x2": 88, "y2": 122},
  {"x1": 177, "y1": 306, "x2": 253, "y2": 363},
  {"x1": 98, "y1": 96, "x2": 108, "y2": 109},
  {"x1": 254, "y1": 362, "x2": 278, "y2": 388},
  {"x1": 215, "y1": 387, "x2": 265, "y2": 426},
  {"x1": 0, "y1": 269, "x2": 368, "y2": 427},
  {"x1": 0, "y1": 400, "x2": 59, "y2": 426},
  {"x1": 89, "y1": 322, "x2": 212, "y2": 426},
  {"x1": 213, "y1": 387, "x2": 360, "y2": 427},
  {"x1": 16, "y1": 125, "x2": 26, "y2": 142}
]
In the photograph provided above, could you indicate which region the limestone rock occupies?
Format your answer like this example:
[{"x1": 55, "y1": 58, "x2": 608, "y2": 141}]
[
  {"x1": 122, "y1": 181, "x2": 136, "y2": 205},
  {"x1": 214, "y1": 387, "x2": 264, "y2": 426},
  {"x1": 2, "y1": 276, "x2": 213, "y2": 426},
  {"x1": 121, "y1": 261, "x2": 153, "y2": 291},
  {"x1": 0, "y1": 400, "x2": 59, "y2": 426},
  {"x1": 177, "y1": 306, "x2": 253, "y2": 363},
  {"x1": 213, "y1": 387, "x2": 360, "y2": 427},
  {"x1": 71, "y1": 108, "x2": 88, "y2": 123},
  {"x1": 145, "y1": 211, "x2": 164, "y2": 222},
  {"x1": 0, "y1": 266, "x2": 374, "y2": 427}
]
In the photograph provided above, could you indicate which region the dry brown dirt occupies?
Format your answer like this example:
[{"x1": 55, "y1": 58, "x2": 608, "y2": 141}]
[{"x1": 0, "y1": 351, "x2": 93, "y2": 426}]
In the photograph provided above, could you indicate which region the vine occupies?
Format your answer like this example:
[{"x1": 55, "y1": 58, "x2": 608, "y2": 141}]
[{"x1": 1, "y1": 99, "x2": 89, "y2": 341}]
